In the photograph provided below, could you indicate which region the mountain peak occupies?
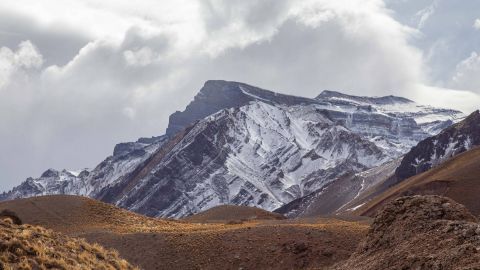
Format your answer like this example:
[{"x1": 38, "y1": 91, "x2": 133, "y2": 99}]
[
  {"x1": 165, "y1": 80, "x2": 314, "y2": 136},
  {"x1": 459, "y1": 109, "x2": 479, "y2": 124},
  {"x1": 40, "y1": 169, "x2": 59, "y2": 178}
]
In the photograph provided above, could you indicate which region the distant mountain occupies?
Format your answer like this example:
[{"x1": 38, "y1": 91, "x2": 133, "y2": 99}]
[
  {"x1": 0, "y1": 81, "x2": 465, "y2": 218},
  {"x1": 1, "y1": 136, "x2": 168, "y2": 201}
]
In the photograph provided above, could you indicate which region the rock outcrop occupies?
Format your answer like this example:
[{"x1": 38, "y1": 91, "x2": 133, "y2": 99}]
[{"x1": 332, "y1": 195, "x2": 480, "y2": 270}]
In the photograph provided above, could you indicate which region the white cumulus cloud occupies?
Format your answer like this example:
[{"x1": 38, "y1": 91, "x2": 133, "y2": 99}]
[{"x1": 0, "y1": 40, "x2": 43, "y2": 89}]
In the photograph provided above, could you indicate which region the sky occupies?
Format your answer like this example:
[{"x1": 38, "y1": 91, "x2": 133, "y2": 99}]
[{"x1": 1, "y1": 0, "x2": 480, "y2": 191}]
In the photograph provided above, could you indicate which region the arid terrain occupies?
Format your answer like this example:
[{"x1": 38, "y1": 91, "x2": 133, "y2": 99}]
[
  {"x1": 0, "y1": 214, "x2": 136, "y2": 270},
  {"x1": 183, "y1": 204, "x2": 287, "y2": 223},
  {"x1": 357, "y1": 147, "x2": 480, "y2": 217},
  {"x1": 0, "y1": 196, "x2": 369, "y2": 270},
  {"x1": 333, "y1": 195, "x2": 480, "y2": 269},
  {"x1": 3, "y1": 193, "x2": 480, "y2": 269}
]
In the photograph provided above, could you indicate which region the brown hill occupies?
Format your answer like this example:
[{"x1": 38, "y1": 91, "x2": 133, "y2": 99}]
[
  {"x1": 0, "y1": 195, "x2": 184, "y2": 235},
  {"x1": 184, "y1": 205, "x2": 286, "y2": 223},
  {"x1": 0, "y1": 218, "x2": 136, "y2": 270},
  {"x1": 1, "y1": 195, "x2": 369, "y2": 270},
  {"x1": 332, "y1": 195, "x2": 480, "y2": 270},
  {"x1": 356, "y1": 147, "x2": 480, "y2": 217}
]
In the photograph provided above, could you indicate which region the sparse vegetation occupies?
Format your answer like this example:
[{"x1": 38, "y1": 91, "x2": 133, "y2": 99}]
[
  {"x1": 0, "y1": 209, "x2": 22, "y2": 225},
  {"x1": 0, "y1": 219, "x2": 137, "y2": 270}
]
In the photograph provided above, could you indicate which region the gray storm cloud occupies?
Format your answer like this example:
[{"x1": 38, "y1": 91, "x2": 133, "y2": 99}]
[{"x1": 0, "y1": 0, "x2": 479, "y2": 191}]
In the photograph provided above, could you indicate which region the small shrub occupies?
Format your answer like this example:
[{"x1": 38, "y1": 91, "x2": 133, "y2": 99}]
[{"x1": 0, "y1": 209, "x2": 22, "y2": 225}]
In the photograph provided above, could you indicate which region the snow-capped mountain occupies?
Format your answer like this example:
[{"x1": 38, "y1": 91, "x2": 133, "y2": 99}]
[
  {"x1": 279, "y1": 110, "x2": 480, "y2": 218},
  {"x1": 0, "y1": 81, "x2": 465, "y2": 218},
  {"x1": 314, "y1": 90, "x2": 464, "y2": 155},
  {"x1": 98, "y1": 101, "x2": 390, "y2": 217},
  {"x1": 0, "y1": 136, "x2": 168, "y2": 200}
]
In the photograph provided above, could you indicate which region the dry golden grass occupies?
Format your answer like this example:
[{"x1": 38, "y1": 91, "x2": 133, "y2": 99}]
[{"x1": 0, "y1": 219, "x2": 137, "y2": 270}]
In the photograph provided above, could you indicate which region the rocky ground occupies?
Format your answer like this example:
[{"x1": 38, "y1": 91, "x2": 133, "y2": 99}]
[{"x1": 332, "y1": 195, "x2": 480, "y2": 270}]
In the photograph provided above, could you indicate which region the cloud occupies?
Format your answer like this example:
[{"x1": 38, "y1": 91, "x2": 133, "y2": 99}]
[
  {"x1": 449, "y1": 51, "x2": 480, "y2": 92},
  {"x1": 474, "y1": 19, "x2": 480, "y2": 30},
  {"x1": 415, "y1": 1, "x2": 436, "y2": 29},
  {"x1": 411, "y1": 83, "x2": 480, "y2": 113},
  {"x1": 0, "y1": 40, "x2": 43, "y2": 89},
  {"x1": 0, "y1": 10, "x2": 89, "y2": 66}
]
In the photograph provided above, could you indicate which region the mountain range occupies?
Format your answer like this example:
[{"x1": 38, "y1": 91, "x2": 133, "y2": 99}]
[{"x1": 0, "y1": 80, "x2": 468, "y2": 218}]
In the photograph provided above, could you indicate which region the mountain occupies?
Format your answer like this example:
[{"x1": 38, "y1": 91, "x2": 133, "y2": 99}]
[
  {"x1": 0, "y1": 80, "x2": 465, "y2": 218},
  {"x1": 98, "y1": 101, "x2": 390, "y2": 218},
  {"x1": 279, "y1": 110, "x2": 480, "y2": 218},
  {"x1": 395, "y1": 110, "x2": 480, "y2": 180},
  {"x1": 355, "y1": 146, "x2": 480, "y2": 217},
  {"x1": 165, "y1": 80, "x2": 316, "y2": 136},
  {"x1": 1, "y1": 136, "x2": 168, "y2": 201},
  {"x1": 276, "y1": 158, "x2": 401, "y2": 218}
]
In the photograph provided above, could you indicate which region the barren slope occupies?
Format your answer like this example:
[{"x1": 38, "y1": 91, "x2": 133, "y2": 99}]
[
  {"x1": 1, "y1": 195, "x2": 369, "y2": 270},
  {"x1": 356, "y1": 147, "x2": 480, "y2": 217},
  {"x1": 184, "y1": 205, "x2": 286, "y2": 223}
]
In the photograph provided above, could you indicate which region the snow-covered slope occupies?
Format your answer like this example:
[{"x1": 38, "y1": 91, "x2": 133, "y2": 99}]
[
  {"x1": 276, "y1": 158, "x2": 401, "y2": 218},
  {"x1": 0, "y1": 81, "x2": 466, "y2": 218},
  {"x1": 314, "y1": 90, "x2": 464, "y2": 155},
  {"x1": 0, "y1": 136, "x2": 167, "y2": 201}
]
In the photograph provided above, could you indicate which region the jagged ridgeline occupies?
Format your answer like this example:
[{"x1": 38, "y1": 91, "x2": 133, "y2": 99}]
[{"x1": 1, "y1": 80, "x2": 464, "y2": 218}]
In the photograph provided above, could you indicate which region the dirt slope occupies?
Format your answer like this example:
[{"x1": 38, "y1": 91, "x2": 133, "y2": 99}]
[
  {"x1": 1, "y1": 195, "x2": 369, "y2": 270},
  {"x1": 357, "y1": 147, "x2": 480, "y2": 217},
  {"x1": 332, "y1": 195, "x2": 480, "y2": 270},
  {"x1": 183, "y1": 205, "x2": 286, "y2": 223},
  {"x1": 0, "y1": 195, "x2": 185, "y2": 235}
]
